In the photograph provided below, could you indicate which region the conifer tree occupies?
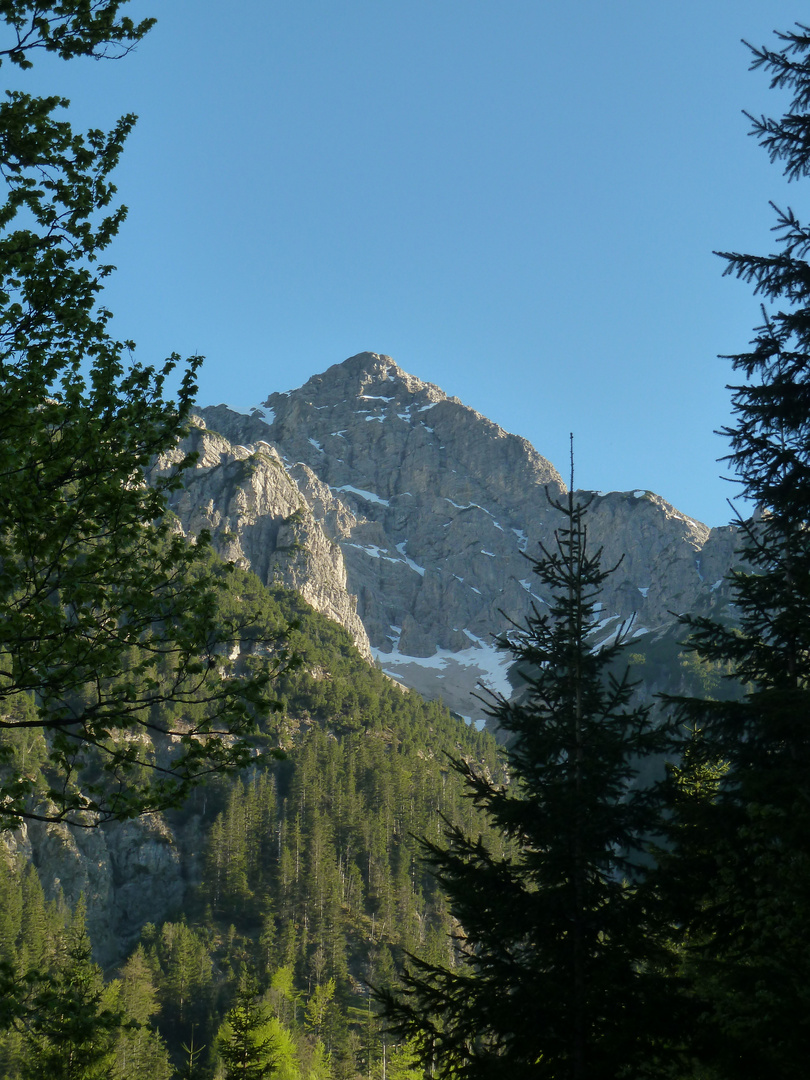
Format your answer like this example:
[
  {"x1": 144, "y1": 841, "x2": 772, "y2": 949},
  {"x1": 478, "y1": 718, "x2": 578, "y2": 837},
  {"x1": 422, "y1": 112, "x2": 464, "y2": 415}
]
[
  {"x1": 17, "y1": 902, "x2": 122, "y2": 1080},
  {"x1": 110, "y1": 943, "x2": 173, "y2": 1080},
  {"x1": 217, "y1": 974, "x2": 278, "y2": 1080},
  {"x1": 661, "y1": 23, "x2": 810, "y2": 1077},
  {"x1": 379, "y1": 456, "x2": 671, "y2": 1080},
  {"x1": 154, "y1": 920, "x2": 212, "y2": 1030}
]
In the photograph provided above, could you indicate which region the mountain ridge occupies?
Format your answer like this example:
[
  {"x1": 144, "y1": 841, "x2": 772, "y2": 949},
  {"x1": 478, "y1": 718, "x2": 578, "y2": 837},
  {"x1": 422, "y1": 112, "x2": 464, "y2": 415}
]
[
  {"x1": 2, "y1": 351, "x2": 742, "y2": 972},
  {"x1": 186, "y1": 352, "x2": 740, "y2": 721}
]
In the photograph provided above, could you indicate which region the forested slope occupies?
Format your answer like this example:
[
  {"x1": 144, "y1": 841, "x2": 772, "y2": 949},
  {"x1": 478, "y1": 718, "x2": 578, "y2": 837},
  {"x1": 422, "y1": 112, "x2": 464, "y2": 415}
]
[{"x1": 0, "y1": 564, "x2": 505, "y2": 1079}]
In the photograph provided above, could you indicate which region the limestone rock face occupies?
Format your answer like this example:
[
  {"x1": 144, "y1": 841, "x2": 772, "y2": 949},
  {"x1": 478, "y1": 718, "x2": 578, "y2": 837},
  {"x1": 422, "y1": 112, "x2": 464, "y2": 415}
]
[
  {"x1": 197, "y1": 352, "x2": 740, "y2": 720},
  {"x1": 2, "y1": 815, "x2": 186, "y2": 966},
  {"x1": 152, "y1": 419, "x2": 372, "y2": 662}
]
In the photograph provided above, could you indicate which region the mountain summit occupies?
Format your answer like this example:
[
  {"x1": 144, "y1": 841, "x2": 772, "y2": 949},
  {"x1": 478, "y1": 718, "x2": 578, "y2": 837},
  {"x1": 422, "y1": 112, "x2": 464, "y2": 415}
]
[
  {"x1": 261, "y1": 351, "x2": 564, "y2": 509},
  {"x1": 187, "y1": 352, "x2": 738, "y2": 720}
]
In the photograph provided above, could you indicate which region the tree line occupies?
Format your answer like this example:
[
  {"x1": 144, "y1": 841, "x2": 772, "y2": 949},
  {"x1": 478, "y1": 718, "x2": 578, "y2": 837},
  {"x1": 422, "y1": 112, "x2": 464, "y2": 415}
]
[{"x1": 0, "y1": 583, "x2": 506, "y2": 1078}]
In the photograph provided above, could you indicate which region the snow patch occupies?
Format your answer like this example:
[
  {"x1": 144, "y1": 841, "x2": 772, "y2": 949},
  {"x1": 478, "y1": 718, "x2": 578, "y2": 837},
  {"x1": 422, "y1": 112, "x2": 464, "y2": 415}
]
[
  {"x1": 588, "y1": 613, "x2": 622, "y2": 636},
  {"x1": 372, "y1": 637, "x2": 513, "y2": 700},
  {"x1": 308, "y1": 437, "x2": 324, "y2": 453},
  {"x1": 333, "y1": 484, "x2": 390, "y2": 507},
  {"x1": 637, "y1": 586, "x2": 649, "y2": 597},
  {"x1": 512, "y1": 528, "x2": 528, "y2": 551},
  {"x1": 519, "y1": 579, "x2": 545, "y2": 603},
  {"x1": 443, "y1": 499, "x2": 501, "y2": 531},
  {"x1": 346, "y1": 541, "x2": 426, "y2": 576},
  {"x1": 395, "y1": 542, "x2": 426, "y2": 577},
  {"x1": 347, "y1": 543, "x2": 386, "y2": 559}
]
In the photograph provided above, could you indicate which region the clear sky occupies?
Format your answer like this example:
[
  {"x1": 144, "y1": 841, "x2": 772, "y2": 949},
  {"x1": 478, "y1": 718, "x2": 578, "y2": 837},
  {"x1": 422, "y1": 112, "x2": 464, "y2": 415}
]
[{"x1": 10, "y1": 1, "x2": 808, "y2": 526}]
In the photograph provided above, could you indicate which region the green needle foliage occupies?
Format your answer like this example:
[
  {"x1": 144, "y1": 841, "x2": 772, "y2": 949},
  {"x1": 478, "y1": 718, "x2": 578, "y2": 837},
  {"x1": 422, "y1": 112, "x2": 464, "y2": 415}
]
[
  {"x1": 661, "y1": 23, "x2": 810, "y2": 1078},
  {"x1": 0, "y1": 3, "x2": 287, "y2": 827},
  {"x1": 217, "y1": 974, "x2": 279, "y2": 1080},
  {"x1": 16, "y1": 914, "x2": 122, "y2": 1080},
  {"x1": 379, "y1": 471, "x2": 672, "y2": 1080}
]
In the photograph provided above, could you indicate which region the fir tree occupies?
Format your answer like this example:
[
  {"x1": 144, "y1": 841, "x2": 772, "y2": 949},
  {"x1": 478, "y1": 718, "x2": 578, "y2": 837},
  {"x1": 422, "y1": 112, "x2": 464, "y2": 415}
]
[
  {"x1": 17, "y1": 902, "x2": 122, "y2": 1080},
  {"x1": 379, "y1": 453, "x2": 671, "y2": 1080},
  {"x1": 661, "y1": 23, "x2": 810, "y2": 1077},
  {"x1": 217, "y1": 974, "x2": 278, "y2": 1080},
  {"x1": 110, "y1": 944, "x2": 173, "y2": 1080}
]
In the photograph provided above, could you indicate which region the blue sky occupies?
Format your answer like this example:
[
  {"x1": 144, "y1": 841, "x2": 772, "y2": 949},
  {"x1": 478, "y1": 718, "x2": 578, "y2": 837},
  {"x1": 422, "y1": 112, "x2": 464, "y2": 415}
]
[{"x1": 12, "y1": 1, "x2": 808, "y2": 526}]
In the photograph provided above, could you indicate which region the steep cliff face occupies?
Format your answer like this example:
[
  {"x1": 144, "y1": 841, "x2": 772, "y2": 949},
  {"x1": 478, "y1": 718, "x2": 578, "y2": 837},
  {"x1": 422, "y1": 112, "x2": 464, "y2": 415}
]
[
  {"x1": 151, "y1": 419, "x2": 373, "y2": 663},
  {"x1": 199, "y1": 352, "x2": 739, "y2": 720},
  {"x1": 3, "y1": 814, "x2": 189, "y2": 967}
]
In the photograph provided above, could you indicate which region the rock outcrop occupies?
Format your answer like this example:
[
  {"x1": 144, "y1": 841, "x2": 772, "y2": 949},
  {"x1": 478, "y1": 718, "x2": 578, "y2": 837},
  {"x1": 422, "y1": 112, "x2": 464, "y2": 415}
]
[
  {"x1": 196, "y1": 352, "x2": 740, "y2": 720},
  {"x1": 3, "y1": 814, "x2": 188, "y2": 967},
  {"x1": 151, "y1": 418, "x2": 372, "y2": 663}
]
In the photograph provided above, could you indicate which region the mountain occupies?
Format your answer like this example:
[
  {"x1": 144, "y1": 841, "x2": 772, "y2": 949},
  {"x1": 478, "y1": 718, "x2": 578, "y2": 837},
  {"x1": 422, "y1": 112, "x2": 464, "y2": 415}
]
[
  {"x1": 0, "y1": 351, "x2": 745, "y2": 1075},
  {"x1": 4, "y1": 348, "x2": 738, "y2": 958},
  {"x1": 4, "y1": 349, "x2": 741, "y2": 959},
  {"x1": 177, "y1": 351, "x2": 741, "y2": 722},
  {"x1": 150, "y1": 418, "x2": 373, "y2": 662}
]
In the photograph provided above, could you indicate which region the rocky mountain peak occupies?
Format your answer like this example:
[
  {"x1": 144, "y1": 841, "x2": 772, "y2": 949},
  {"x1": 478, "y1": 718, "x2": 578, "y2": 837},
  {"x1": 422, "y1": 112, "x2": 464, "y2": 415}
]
[
  {"x1": 266, "y1": 351, "x2": 447, "y2": 413},
  {"x1": 192, "y1": 353, "x2": 740, "y2": 723},
  {"x1": 252, "y1": 352, "x2": 565, "y2": 514}
]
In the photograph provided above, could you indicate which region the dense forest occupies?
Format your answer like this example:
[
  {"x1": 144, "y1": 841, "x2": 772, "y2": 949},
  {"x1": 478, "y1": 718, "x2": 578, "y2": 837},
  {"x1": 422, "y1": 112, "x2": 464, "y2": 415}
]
[{"x1": 0, "y1": 571, "x2": 508, "y2": 1078}]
